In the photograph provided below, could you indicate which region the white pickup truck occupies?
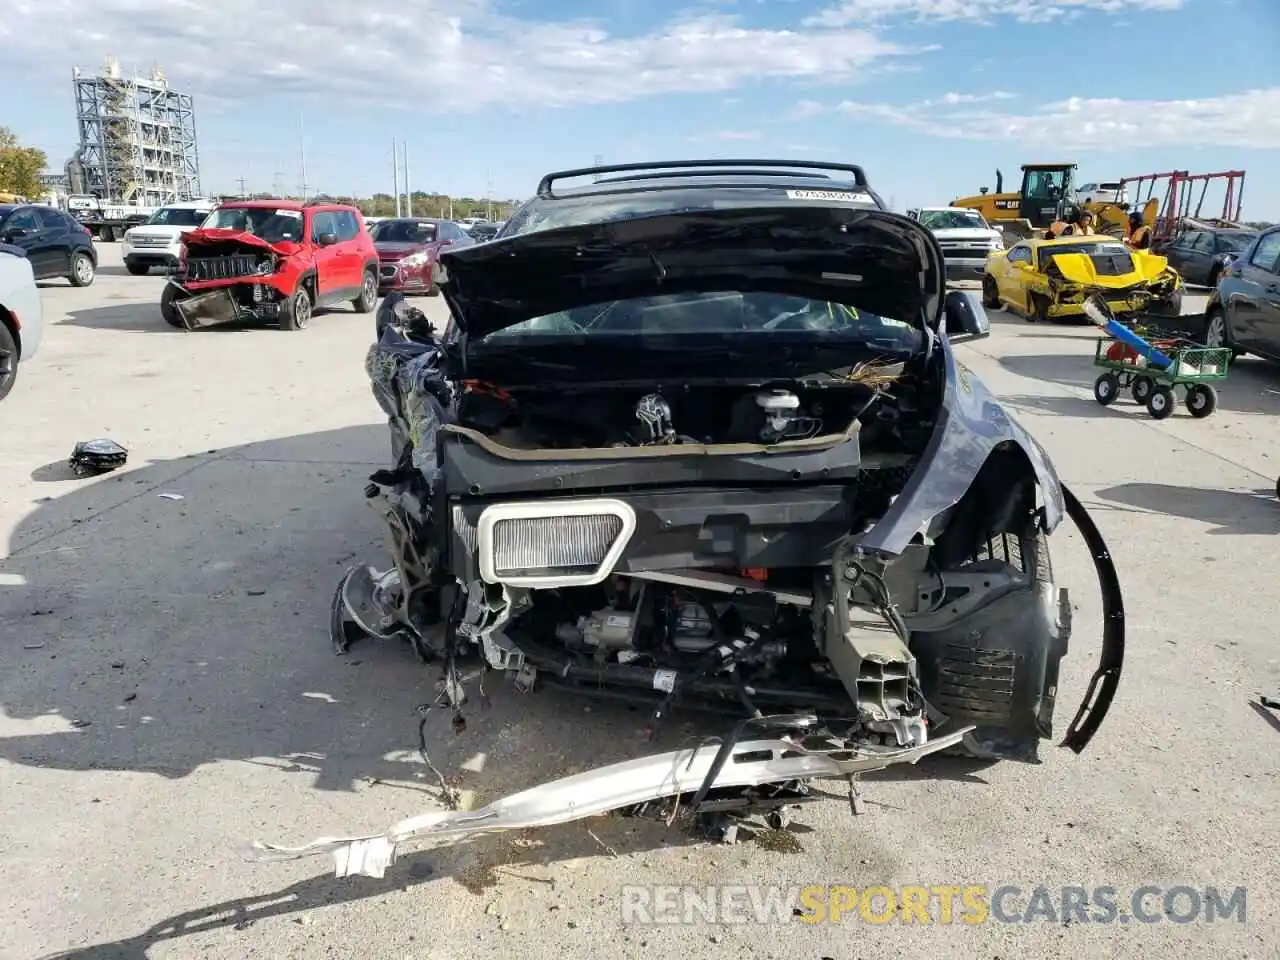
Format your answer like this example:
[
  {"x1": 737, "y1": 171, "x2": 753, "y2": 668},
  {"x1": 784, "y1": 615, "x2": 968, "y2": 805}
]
[
  {"x1": 0, "y1": 243, "x2": 43, "y2": 402},
  {"x1": 906, "y1": 206, "x2": 1005, "y2": 281}
]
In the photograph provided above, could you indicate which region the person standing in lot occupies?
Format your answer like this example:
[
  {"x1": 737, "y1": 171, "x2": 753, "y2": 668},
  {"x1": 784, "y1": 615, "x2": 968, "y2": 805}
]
[{"x1": 1125, "y1": 211, "x2": 1152, "y2": 250}]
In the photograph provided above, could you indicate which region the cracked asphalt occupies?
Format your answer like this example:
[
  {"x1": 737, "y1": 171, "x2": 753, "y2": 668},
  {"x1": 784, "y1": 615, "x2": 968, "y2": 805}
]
[{"x1": 1, "y1": 247, "x2": 1278, "y2": 960}]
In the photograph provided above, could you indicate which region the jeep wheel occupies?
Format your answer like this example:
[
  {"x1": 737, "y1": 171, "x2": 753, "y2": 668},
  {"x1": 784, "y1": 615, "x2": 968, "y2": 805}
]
[
  {"x1": 352, "y1": 267, "x2": 378, "y2": 313},
  {"x1": 69, "y1": 251, "x2": 96, "y2": 287},
  {"x1": 280, "y1": 285, "x2": 313, "y2": 331},
  {"x1": 160, "y1": 284, "x2": 186, "y2": 328},
  {"x1": 0, "y1": 321, "x2": 19, "y2": 403}
]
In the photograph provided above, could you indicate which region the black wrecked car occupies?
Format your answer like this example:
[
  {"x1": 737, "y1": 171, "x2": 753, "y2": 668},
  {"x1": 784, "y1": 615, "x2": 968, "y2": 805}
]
[{"x1": 243, "y1": 161, "x2": 1125, "y2": 877}]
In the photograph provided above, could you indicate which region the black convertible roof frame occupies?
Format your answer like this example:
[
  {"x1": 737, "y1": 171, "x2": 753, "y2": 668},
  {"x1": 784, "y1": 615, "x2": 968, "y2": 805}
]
[{"x1": 536, "y1": 159, "x2": 871, "y2": 199}]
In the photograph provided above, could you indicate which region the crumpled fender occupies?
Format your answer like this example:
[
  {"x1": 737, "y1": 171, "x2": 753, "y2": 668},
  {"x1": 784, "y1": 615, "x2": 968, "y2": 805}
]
[
  {"x1": 182, "y1": 227, "x2": 302, "y2": 257},
  {"x1": 859, "y1": 334, "x2": 1064, "y2": 556},
  {"x1": 1051, "y1": 251, "x2": 1170, "y2": 287}
]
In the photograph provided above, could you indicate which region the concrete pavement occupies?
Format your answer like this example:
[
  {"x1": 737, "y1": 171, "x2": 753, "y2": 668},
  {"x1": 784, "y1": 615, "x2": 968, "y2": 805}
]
[{"x1": 1, "y1": 247, "x2": 1277, "y2": 959}]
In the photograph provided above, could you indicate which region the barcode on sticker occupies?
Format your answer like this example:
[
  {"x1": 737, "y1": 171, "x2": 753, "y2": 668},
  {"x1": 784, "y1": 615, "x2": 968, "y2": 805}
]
[
  {"x1": 652, "y1": 669, "x2": 677, "y2": 693},
  {"x1": 785, "y1": 189, "x2": 872, "y2": 202}
]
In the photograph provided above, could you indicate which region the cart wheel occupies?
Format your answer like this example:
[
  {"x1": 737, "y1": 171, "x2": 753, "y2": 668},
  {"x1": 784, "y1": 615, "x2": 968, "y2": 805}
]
[
  {"x1": 1185, "y1": 383, "x2": 1218, "y2": 418},
  {"x1": 1093, "y1": 373, "x2": 1120, "y2": 406},
  {"x1": 1132, "y1": 376, "x2": 1154, "y2": 405},
  {"x1": 1146, "y1": 385, "x2": 1175, "y2": 420}
]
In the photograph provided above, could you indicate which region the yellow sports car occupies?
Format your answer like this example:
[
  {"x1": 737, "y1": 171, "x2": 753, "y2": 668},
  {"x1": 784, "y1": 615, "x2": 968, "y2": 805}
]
[{"x1": 981, "y1": 234, "x2": 1183, "y2": 323}]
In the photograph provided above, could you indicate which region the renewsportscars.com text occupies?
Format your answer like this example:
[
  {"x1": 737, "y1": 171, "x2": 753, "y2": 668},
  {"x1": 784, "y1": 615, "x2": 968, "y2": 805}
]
[{"x1": 620, "y1": 884, "x2": 1247, "y2": 926}]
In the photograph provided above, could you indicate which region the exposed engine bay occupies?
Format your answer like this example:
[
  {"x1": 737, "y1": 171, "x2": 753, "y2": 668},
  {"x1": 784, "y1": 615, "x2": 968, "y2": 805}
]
[{"x1": 242, "y1": 203, "x2": 1124, "y2": 878}]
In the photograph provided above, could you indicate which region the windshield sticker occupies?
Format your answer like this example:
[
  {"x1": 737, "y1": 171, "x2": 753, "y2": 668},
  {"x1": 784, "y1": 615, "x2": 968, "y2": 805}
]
[
  {"x1": 785, "y1": 189, "x2": 873, "y2": 203},
  {"x1": 277, "y1": 210, "x2": 302, "y2": 219}
]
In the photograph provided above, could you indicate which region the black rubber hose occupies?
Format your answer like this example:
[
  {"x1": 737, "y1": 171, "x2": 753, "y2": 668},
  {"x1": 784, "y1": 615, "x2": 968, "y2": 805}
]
[{"x1": 1059, "y1": 484, "x2": 1125, "y2": 753}]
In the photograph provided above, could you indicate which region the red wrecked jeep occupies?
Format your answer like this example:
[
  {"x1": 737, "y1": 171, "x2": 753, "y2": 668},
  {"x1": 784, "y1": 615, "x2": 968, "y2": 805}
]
[{"x1": 160, "y1": 199, "x2": 380, "y2": 331}]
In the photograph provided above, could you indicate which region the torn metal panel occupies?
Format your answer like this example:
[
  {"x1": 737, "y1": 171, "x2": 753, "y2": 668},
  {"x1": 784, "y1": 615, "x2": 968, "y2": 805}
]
[
  {"x1": 175, "y1": 288, "x2": 239, "y2": 329},
  {"x1": 239, "y1": 727, "x2": 972, "y2": 879}
]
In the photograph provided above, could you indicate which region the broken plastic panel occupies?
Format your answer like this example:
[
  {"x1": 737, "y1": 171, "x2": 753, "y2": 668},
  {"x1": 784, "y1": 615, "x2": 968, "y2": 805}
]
[
  {"x1": 68, "y1": 439, "x2": 129, "y2": 477},
  {"x1": 239, "y1": 725, "x2": 973, "y2": 879}
]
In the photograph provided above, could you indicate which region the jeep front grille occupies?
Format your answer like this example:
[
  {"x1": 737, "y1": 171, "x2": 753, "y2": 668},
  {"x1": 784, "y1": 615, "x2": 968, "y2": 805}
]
[{"x1": 187, "y1": 254, "x2": 262, "y2": 281}]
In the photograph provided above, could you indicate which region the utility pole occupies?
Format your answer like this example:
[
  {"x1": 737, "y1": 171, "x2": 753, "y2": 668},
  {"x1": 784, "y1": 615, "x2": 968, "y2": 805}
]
[
  {"x1": 392, "y1": 139, "x2": 401, "y2": 217},
  {"x1": 236, "y1": 177, "x2": 247, "y2": 198},
  {"x1": 298, "y1": 113, "x2": 309, "y2": 202},
  {"x1": 593, "y1": 154, "x2": 604, "y2": 183},
  {"x1": 272, "y1": 171, "x2": 285, "y2": 198},
  {"x1": 486, "y1": 167, "x2": 493, "y2": 222},
  {"x1": 403, "y1": 141, "x2": 412, "y2": 216}
]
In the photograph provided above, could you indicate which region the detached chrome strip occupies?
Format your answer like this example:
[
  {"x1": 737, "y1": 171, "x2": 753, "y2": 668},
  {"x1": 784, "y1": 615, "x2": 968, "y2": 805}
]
[{"x1": 238, "y1": 727, "x2": 973, "y2": 878}]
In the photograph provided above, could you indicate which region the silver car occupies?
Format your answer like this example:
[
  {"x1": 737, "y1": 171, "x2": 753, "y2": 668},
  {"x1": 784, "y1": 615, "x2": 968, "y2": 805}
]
[{"x1": 0, "y1": 243, "x2": 43, "y2": 402}]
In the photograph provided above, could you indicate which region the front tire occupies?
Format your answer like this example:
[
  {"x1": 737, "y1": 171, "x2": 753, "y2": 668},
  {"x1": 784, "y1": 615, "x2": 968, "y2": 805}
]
[
  {"x1": 280, "y1": 284, "x2": 313, "y2": 331},
  {"x1": 160, "y1": 283, "x2": 186, "y2": 328},
  {"x1": 0, "y1": 321, "x2": 19, "y2": 403},
  {"x1": 1146, "y1": 385, "x2": 1175, "y2": 420},
  {"x1": 1185, "y1": 383, "x2": 1218, "y2": 418},
  {"x1": 1203, "y1": 307, "x2": 1243, "y2": 359},
  {"x1": 981, "y1": 274, "x2": 1001, "y2": 309},
  {"x1": 352, "y1": 267, "x2": 378, "y2": 313},
  {"x1": 69, "y1": 251, "x2": 95, "y2": 287},
  {"x1": 1093, "y1": 373, "x2": 1119, "y2": 405},
  {"x1": 125, "y1": 261, "x2": 150, "y2": 276}
]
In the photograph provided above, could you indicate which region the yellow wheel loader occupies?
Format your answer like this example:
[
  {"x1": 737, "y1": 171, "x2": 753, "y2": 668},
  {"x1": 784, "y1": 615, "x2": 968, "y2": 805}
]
[{"x1": 952, "y1": 163, "x2": 1157, "y2": 242}]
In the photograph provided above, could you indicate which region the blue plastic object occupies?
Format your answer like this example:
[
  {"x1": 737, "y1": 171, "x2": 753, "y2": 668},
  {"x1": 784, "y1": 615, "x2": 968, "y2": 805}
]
[{"x1": 1101, "y1": 318, "x2": 1173, "y2": 370}]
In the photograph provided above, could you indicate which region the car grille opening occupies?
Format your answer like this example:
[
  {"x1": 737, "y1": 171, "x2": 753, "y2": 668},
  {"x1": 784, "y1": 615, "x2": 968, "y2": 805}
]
[
  {"x1": 187, "y1": 254, "x2": 261, "y2": 281},
  {"x1": 491, "y1": 514, "x2": 625, "y2": 579}
]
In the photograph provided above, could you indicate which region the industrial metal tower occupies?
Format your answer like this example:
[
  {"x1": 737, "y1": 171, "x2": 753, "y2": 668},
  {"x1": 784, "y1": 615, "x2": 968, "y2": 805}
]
[{"x1": 72, "y1": 57, "x2": 202, "y2": 204}]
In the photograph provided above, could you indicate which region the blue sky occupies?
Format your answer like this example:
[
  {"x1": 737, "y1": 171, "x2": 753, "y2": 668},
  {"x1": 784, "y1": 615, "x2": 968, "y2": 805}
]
[{"x1": 3, "y1": 0, "x2": 1277, "y2": 217}]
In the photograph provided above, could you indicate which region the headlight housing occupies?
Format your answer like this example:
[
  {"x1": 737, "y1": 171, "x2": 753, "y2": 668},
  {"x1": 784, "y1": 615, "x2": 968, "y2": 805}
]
[{"x1": 401, "y1": 250, "x2": 430, "y2": 269}]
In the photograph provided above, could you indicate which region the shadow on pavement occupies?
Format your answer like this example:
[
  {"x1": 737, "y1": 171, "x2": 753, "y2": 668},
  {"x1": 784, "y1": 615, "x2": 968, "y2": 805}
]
[
  {"x1": 4, "y1": 422, "x2": 998, "y2": 957},
  {"x1": 1092, "y1": 482, "x2": 1280, "y2": 535},
  {"x1": 57, "y1": 302, "x2": 173, "y2": 332},
  {"x1": 998, "y1": 352, "x2": 1280, "y2": 417}
]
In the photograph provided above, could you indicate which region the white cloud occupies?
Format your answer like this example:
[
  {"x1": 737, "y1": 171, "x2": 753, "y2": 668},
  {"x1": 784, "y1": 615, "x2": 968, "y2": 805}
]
[
  {"x1": 0, "y1": 4, "x2": 925, "y2": 112},
  {"x1": 827, "y1": 88, "x2": 1280, "y2": 149},
  {"x1": 805, "y1": 0, "x2": 1183, "y2": 27}
]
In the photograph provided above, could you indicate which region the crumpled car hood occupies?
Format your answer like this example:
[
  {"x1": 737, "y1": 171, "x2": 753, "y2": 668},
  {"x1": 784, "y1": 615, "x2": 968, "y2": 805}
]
[
  {"x1": 438, "y1": 206, "x2": 947, "y2": 339},
  {"x1": 181, "y1": 227, "x2": 301, "y2": 256},
  {"x1": 1051, "y1": 251, "x2": 1171, "y2": 288}
]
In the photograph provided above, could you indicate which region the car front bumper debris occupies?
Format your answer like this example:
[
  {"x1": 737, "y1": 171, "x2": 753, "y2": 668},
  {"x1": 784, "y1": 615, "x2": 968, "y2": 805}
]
[{"x1": 238, "y1": 725, "x2": 973, "y2": 879}]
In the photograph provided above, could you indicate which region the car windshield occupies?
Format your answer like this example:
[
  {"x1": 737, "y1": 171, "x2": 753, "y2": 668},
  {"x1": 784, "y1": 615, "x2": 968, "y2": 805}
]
[
  {"x1": 372, "y1": 220, "x2": 437, "y2": 243},
  {"x1": 918, "y1": 209, "x2": 987, "y2": 230},
  {"x1": 201, "y1": 207, "x2": 304, "y2": 243},
  {"x1": 477, "y1": 292, "x2": 922, "y2": 354},
  {"x1": 1217, "y1": 232, "x2": 1255, "y2": 252},
  {"x1": 147, "y1": 207, "x2": 209, "y2": 226}
]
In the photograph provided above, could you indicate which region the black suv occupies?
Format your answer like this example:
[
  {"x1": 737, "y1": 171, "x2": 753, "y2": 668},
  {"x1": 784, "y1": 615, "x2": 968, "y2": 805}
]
[{"x1": 0, "y1": 203, "x2": 98, "y2": 286}]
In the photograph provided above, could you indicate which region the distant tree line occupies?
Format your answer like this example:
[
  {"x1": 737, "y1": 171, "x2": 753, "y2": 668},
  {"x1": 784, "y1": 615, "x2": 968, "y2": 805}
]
[
  {"x1": 223, "y1": 190, "x2": 519, "y2": 221},
  {"x1": 0, "y1": 127, "x2": 47, "y2": 197}
]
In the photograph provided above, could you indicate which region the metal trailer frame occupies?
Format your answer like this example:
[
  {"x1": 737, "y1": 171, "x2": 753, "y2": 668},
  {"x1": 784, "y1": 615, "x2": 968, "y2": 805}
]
[{"x1": 1118, "y1": 170, "x2": 1247, "y2": 245}]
